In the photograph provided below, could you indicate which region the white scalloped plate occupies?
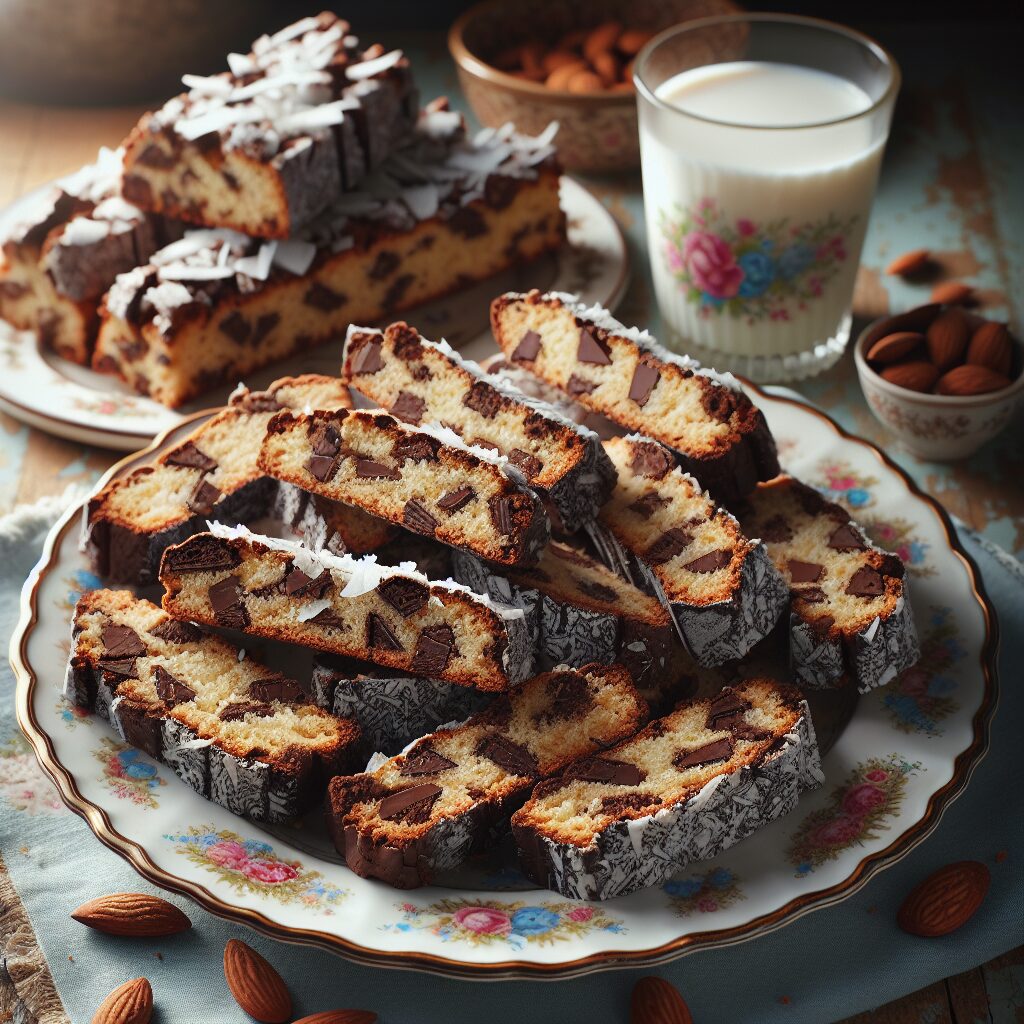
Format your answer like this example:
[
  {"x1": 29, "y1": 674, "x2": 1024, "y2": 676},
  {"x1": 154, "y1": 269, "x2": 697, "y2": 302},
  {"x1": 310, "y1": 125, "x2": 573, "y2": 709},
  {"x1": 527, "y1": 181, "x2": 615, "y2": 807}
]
[
  {"x1": 11, "y1": 385, "x2": 997, "y2": 978},
  {"x1": 0, "y1": 175, "x2": 627, "y2": 450}
]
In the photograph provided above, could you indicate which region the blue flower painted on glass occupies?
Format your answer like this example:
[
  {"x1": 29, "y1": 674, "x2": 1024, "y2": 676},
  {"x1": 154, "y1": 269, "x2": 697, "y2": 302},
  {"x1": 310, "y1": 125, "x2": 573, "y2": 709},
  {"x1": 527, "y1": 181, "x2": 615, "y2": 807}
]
[
  {"x1": 709, "y1": 867, "x2": 733, "y2": 889},
  {"x1": 845, "y1": 488, "x2": 870, "y2": 508},
  {"x1": 777, "y1": 243, "x2": 814, "y2": 280},
  {"x1": 510, "y1": 907, "x2": 560, "y2": 935},
  {"x1": 244, "y1": 839, "x2": 274, "y2": 855},
  {"x1": 737, "y1": 251, "x2": 775, "y2": 298},
  {"x1": 664, "y1": 878, "x2": 703, "y2": 898},
  {"x1": 926, "y1": 675, "x2": 957, "y2": 697}
]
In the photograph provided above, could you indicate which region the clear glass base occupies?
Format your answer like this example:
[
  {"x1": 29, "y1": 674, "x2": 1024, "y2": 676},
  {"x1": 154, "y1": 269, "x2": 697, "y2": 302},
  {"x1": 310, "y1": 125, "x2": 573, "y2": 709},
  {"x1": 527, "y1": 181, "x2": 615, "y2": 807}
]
[{"x1": 660, "y1": 312, "x2": 852, "y2": 384}]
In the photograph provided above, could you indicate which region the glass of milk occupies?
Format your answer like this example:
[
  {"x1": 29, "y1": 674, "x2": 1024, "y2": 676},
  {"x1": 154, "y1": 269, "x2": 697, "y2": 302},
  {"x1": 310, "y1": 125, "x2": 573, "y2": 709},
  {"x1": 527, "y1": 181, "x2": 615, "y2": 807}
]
[{"x1": 635, "y1": 15, "x2": 899, "y2": 381}]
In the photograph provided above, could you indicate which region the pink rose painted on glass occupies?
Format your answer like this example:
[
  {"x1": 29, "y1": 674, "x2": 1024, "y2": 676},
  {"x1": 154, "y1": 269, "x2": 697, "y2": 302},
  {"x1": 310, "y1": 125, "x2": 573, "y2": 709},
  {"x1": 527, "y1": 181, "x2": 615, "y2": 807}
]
[
  {"x1": 665, "y1": 241, "x2": 684, "y2": 273},
  {"x1": 697, "y1": 898, "x2": 719, "y2": 913},
  {"x1": 206, "y1": 840, "x2": 250, "y2": 869},
  {"x1": 842, "y1": 783, "x2": 887, "y2": 817},
  {"x1": 243, "y1": 859, "x2": 299, "y2": 884},
  {"x1": 568, "y1": 906, "x2": 594, "y2": 922},
  {"x1": 737, "y1": 218, "x2": 757, "y2": 237},
  {"x1": 453, "y1": 906, "x2": 512, "y2": 935},
  {"x1": 812, "y1": 815, "x2": 864, "y2": 847},
  {"x1": 900, "y1": 669, "x2": 930, "y2": 699},
  {"x1": 682, "y1": 232, "x2": 743, "y2": 300},
  {"x1": 866, "y1": 769, "x2": 890, "y2": 783}
]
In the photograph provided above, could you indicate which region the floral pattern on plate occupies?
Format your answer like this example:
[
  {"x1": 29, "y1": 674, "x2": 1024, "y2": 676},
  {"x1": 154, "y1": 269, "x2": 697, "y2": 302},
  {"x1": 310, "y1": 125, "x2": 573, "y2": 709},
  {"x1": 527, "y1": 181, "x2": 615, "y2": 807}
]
[
  {"x1": 663, "y1": 867, "x2": 745, "y2": 916},
  {"x1": 95, "y1": 738, "x2": 165, "y2": 808}
]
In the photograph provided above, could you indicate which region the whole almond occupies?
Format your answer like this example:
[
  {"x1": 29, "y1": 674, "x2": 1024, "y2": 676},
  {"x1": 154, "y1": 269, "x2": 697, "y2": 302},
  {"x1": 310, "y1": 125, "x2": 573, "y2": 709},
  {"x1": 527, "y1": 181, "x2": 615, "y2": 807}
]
[
  {"x1": 224, "y1": 939, "x2": 292, "y2": 1024},
  {"x1": 518, "y1": 42, "x2": 545, "y2": 78},
  {"x1": 897, "y1": 861, "x2": 990, "y2": 937},
  {"x1": 542, "y1": 49, "x2": 581, "y2": 74},
  {"x1": 879, "y1": 361, "x2": 940, "y2": 393},
  {"x1": 291, "y1": 1013, "x2": 378, "y2": 1024},
  {"x1": 966, "y1": 321, "x2": 1013, "y2": 376},
  {"x1": 591, "y1": 50, "x2": 621, "y2": 87},
  {"x1": 72, "y1": 893, "x2": 191, "y2": 937},
  {"x1": 631, "y1": 976, "x2": 693, "y2": 1024},
  {"x1": 583, "y1": 21, "x2": 622, "y2": 63},
  {"x1": 930, "y1": 281, "x2": 974, "y2": 306},
  {"x1": 866, "y1": 331, "x2": 924, "y2": 365},
  {"x1": 885, "y1": 249, "x2": 930, "y2": 276},
  {"x1": 545, "y1": 61, "x2": 587, "y2": 90},
  {"x1": 617, "y1": 28, "x2": 655, "y2": 55},
  {"x1": 92, "y1": 978, "x2": 152, "y2": 1024},
  {"x1": 935, "y1": 364, "x2": 1011, "y2": 396},
  {"x1": 926, "y1": 308, "x2": 971, "y2": 371},
  {"x1": 567, "y1": 69, "x2": 606, "y2": 93}
]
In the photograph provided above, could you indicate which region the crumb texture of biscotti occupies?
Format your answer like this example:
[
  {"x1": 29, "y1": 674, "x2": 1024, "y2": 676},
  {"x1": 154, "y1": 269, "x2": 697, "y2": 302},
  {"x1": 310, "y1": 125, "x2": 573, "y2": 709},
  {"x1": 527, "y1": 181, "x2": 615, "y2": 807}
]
[
  {"x1": 158, "y1": 524, "x2": 533, "y2": 691},
  {"x1": 64, "y1": 589, "x2": 360, "y2": 822},
  {"x1": 736, "y1": 474, "x2": 920, "y2": 692},
  {"x1": 326, "y1": 663, "x2": 647, "y2": 888},
  {"x1": 85, "y1": 375, "x2": 351, "y2": 585},
  {"x1": 259, "y1": 407, "x2": 551, "y2": 565},
  {"x1": 341, "y1": 321, "x2": 616, "y2": 528},
  {"x1": 591, "y1": 434, "x2": 787, "y2": 666},
  {"x1": 490, "y1": 289, "x2": 780, "y2": 504},
  {"x1": 512, "y1": 679, "x2": 823, "y2": 900}
]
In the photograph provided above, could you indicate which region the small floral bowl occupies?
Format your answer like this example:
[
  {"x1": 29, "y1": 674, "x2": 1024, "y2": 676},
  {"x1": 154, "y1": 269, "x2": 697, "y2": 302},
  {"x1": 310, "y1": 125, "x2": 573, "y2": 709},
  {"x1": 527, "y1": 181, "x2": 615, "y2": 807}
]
[
  {"x1": 448, "y1": 0, "x2": 738, "y2": 173},
  {"x1": 854, "y1": 306, "x2": 1024, "y2": 461}
]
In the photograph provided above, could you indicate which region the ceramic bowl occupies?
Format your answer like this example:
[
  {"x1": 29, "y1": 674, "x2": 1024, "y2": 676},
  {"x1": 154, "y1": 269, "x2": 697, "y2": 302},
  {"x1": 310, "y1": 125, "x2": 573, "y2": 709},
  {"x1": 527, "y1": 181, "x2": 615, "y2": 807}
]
[
  {"x1": 448, "y1": 0, "x2": 738, "y2": 173},
  {"x1": 854, "y1": 305, "x2": 1024, "y2": 461}
]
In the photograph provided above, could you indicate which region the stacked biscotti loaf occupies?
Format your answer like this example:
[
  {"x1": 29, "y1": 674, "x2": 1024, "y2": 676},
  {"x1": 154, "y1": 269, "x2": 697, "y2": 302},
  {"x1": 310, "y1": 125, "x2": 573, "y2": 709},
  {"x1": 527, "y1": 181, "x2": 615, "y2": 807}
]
[
  {"x1": 326, "y1": 664, "x2": 646, "y2": 887},
  {"x1": 65, "y1": 590, "x2": 361, "y2": 821}
]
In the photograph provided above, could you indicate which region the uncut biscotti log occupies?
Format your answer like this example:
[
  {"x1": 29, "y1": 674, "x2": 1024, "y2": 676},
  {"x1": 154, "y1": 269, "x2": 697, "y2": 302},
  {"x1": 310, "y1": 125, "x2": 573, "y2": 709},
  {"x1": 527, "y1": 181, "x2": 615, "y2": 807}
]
[
  {"x1": 590, "y1": 434, "x2": 788, "y2": 666},
  {"x1": 513, "y1": 680, "x2": 823, "y2": 900},
  {"x1": 64, "y1": 590, "x2": 360, "y2": 822},
  {"x1": 490, "y1": 289, "x2": 780, "y2": 505},
  {"x1": 120, "y1": 13, "x2": 418, "y2": 238},
  {"x1": 259, "y1": 407, "x2": 551, "y2": 566},
  {"x1": 341, "y1": 321, "x2": 616, "y2": 530},
  {"x1": 273, "y1": 481, "x2": 399, "y2": 556},
  {"x1": 326, "y1": 663, "x2": 647, "y2": 888},
  {"x1": 735, "y1": 475, "x2": 920, "y2": 692},
  {"x1": 93, "y1": 108, "x2": 564, "y2": 407},
  {"x1": 84, "y1": 374, "x2": 351, "y2": 585},
  {"x1": 158, "y1": 524, "x2": 533, "y2": 692}
]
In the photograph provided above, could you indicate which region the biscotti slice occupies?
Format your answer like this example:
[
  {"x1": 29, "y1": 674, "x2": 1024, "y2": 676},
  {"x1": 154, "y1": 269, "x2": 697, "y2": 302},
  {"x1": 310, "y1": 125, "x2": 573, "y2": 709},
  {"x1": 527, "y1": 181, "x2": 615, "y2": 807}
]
[
  {"x1": 326, "y1": 663, "x2": 647, "y2": 888},
  {"x1": 159, "y1": 524, "x2": 532, "y2": 691},
  {"x1": 491, "y1": 290, "x2": 780, "y2": 504},
  {"x1": 342, "y1": 321, "x2": 616, "y2": 529},
  {"x1": 592, "y1": 434, "x2": 787, "y2": 666},
  {"x1": 259, "y1": 407, "x2": 551, "y2": 565},
  {"x1": 274, "y1": 482, "x2": 399, "y2": 556},
  {"x1": 84, "y1": 374, "x2": 351, "y2": 585},
  {"x1": 735, "y1": 475, "x2": 920, "y2": 692},
  {"x1": 513, "y1": 680, "x2": 823, "y2": 900},
  {"x1": 121, "y1": 13, "x2": 417, "y2": 237},
  {"x1": 310, "y1": 653, "x2": 487, "y2": 757},
  {"x1": 64, "y1": 590, "x2": 360, "y2": 822}
]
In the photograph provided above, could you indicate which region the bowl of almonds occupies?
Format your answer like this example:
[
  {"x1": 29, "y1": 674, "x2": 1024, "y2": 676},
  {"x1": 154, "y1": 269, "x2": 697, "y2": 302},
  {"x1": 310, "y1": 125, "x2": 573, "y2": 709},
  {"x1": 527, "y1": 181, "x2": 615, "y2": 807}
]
[
  {"x1": 854, "y1": 303, "x2": 1024, "y2": 460},
  {"x1": 448, "y1": 0, "x2": 739, "y2": 172}
]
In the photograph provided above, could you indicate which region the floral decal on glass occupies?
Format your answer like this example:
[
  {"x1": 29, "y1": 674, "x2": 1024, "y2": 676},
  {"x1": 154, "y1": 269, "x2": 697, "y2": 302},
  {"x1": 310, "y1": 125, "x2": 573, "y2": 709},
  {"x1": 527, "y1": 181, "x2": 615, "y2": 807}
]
[
  {"x1": 56, "y1": 700, "x2": 91, "y2": 730},
  {"x1": 0, "y1": 735, "x2": 65, "y2": 816},
  {"x1": 382, "y1": 898, "x2": 624, "y2": 951},
  {"x1": 663, "y1": 867, "x2": 745, "y2": 916},
  {"x1": 95, "y1": 738, "x2": 165, "y2": 808},
  {"x1": 56, "y1": 569, "x2": 103, "y2": 613},
  {"x1": 881, "y1": 607, "x2": 962, "y2": 735},
  {"x1": 165, "y1": 826, "x2": 348, "y2": 911},
  {"x1": 788, "y1": 755, "x2": 923, "y2": 876},
  {"x1": 660, "y1": 198, "x2": 858, "y2": 321},
  {"x1": 810, "y1": 460, "x2": 879, "y2": 511}
]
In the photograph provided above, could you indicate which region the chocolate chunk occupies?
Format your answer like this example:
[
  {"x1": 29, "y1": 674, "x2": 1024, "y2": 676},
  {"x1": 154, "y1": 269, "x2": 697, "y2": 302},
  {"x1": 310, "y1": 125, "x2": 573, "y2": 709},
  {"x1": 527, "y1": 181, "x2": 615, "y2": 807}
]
[
  {"x1": 391, "y1": 390, "x2": 425, "y2": 425},
  {"x1": 219, "y1": 311, "x2": 251, "y2": 344},
  {"x1": 846, "y1": 566, "x2": 885, "y2": 597},
  {"x1": 95, "y1": 657, "x2": 139, "y2": 679},
  {"x1": 600, "y1": 793, "x2": 655, "y2": 815},
  {"x1": 153, "y1": 665, "x2": 196, "y2": 706},
  {"x1": 566, "y1": 373, "x2": 598, "y2": 395},
  {"x1": 546, "y1": 671, "x2": 593, "y2": 717},
  {"x1": 476, "y1": 734, "x2": 538, "y2": 777},
  {"x1": 218, "y1": 701, "x2": 274, "y2": 722},
  {"x1": 304, "y1": 281, "x2": 346, "y2": 310},
  {"x1": 507, "y1": 449, "x2": 542, "y2": 479},
  {"x1": 349, "y1": 335, "x2": 383, "y2": 375},
  {"x1": 484, "y1": 174, "x2": 521, "y2": 210},
  {"x1": 576, "y1": 578, "x2": 618, "y2": 604},
  {"x1": 462, "y1": 382, "x2": 501, "y2": 418},
  {"x1": 448, "y1": 206, "x2": 487, "y2": 239},
  {"x1": 673, "y1": 737, "x2": 734, "y2": 770},
  {"x1": 377, "y1": 577, "x2": 429, "y2": 618},
  {"x1": 570, "y1": 757, "x2": 646, "y2": 786},
  {"x1": 760, "y1": 515, "x2": 794, "y2": 543},
  {"x1": 628, "y1": 492, "x2": 670, "y2": 519},
  {"x1": 629, "y1": 442, "x2": 674, "y2": 480},
  {"x1": 793, "y1": 586, "x2": 828, "y2": 604},
  {"x1": 367, "y1": 612, "x2": 403, "y2": 651},
  {"x1": 101, "y1": 625, "x2": 146, "y2": 659},
  {"x1": 208, "y1": 576, "x2": 248, "y2": 630},
  {"x1": 467, "y1": 437, "x2": 501, "y2": 454},
  {"x1": 165, "y1": 441, "x2": 217, "y2": 472},
  {"x1": 356, "y1": 459, "x2": 401, "y2": 480},
  {"x1": 629, "y1": 363, "x2": 660, "y2": 407},
  {"x1": 489, "y1": 496, "x2": 514, "y2": 535},
  {"x1": 400, "y1": 748, "x2": 456, "y2": 777},
  {"x1": 645, "y1": 528, "x2": 694, "y2": 565},
  {"x1": 248, "y1": 677, "x2": 304, "y2": 703},
  {"x1": 706, "y1": 689, "x2": 752, "y2": 731},
  {"x1": 284, "y1": 567, "x2": 332, "y2": 598},
  {"x1": 310, "y1": 421, "x2": 341, "y2": 457},
  {"x1": 393, "y1": 434, "x2": 440, "y2": 462},
  {"x1": 369, "y1": 250, "x2": 400, "y2": 280},
  {"x1": 403, "y1": 499, "x2": 438, "y2": 535},
  {"x1": 187, "y1": 477, "x2": 222, "y2": 516},
  {"x1": 684, "y1": 549, "x2": 731, "y2": 574},
  {"x1": 828, "y1": 524, "x2": 866, "y2": 552},
  {"x1": 411, "y1": 625, "x2": 456, "y2": 676},
  {"x1": 150, "y1": 620, "x2": 203, "y2": 644},
  {"x1": 307, "y1": 454, "x2": 339, "y2": 482},
  {"x1": 233, "y1": 390, "x2": 283, "y2": 413},
  {"x1": 379, "y1": 783, "x2": 442, "y2": 823},
  {"x1": 577, "y1": 327, "x2": 612, "y2": 365},
  {"x1": 437, "y1": 487, "x2": 475, "y2": 513},
  {"x1": 163, "y1": 536, "x2": 239, "y2": 574},
  {"x1": 309, "y1": 607, "x2": 345, "y2": 629},
  {"x1": 136, "y1": 144, "x2": 176, "y2": 169},
  {"x1": 512, "y1": 330, "x2": 542, "y2": 362},
  {"x1": 788, "y1": 559, "x2": 825, "y2": 584},
  {"x1": 251, "y1": 313, "x2": 279, "y2": 345}
]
